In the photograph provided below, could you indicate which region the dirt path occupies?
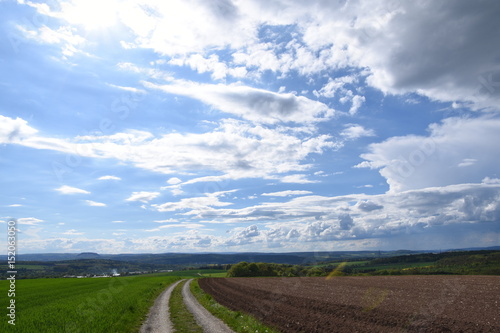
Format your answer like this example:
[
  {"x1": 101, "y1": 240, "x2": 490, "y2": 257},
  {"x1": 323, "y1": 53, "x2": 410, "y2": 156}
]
[
  {"x1": 140, "y1": 279, "x2": 184, "y2": 333},
  {"x1": 182, "y1": 279, "x2": 235, "y2": 333}
]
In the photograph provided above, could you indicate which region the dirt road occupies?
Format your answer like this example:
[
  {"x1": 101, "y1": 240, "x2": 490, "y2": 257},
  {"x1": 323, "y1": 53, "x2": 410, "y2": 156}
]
[
  {"x1": 140, "y1": 278, "x2": 234, "y2": 333},
  {"x1": 140, "y1": 279, "x2": 184, "y2": 333},
  {"x1": 182, "y1": 279, "x2": 235, "y2": 333},
  {"x1": 200, "y1": 275, "x2": 500, "y2": 332}
]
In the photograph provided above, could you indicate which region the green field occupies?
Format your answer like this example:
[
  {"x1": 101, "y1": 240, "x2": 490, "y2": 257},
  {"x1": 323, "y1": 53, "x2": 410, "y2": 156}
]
[
  {"x1": 157, "y1": 269, "x2": 227, "y2": 277},
  {"x1": 0, "y1": 274, "x2": 180, "y2": 332}
]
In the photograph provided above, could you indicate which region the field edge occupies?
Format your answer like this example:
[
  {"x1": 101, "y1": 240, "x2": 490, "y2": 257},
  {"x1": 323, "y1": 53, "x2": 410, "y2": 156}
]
[{"x1": 190, "y1": 278, "x2": 281, "y2": 333}]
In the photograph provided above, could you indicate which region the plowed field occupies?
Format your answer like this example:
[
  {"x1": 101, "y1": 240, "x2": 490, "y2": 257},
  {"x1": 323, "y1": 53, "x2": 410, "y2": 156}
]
[{"x1": 199, "y1": 276, "x2": 500, "y2": 332}]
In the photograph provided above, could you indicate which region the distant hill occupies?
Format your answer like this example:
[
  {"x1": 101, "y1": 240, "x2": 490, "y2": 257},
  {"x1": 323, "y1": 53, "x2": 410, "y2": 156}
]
[
  {"x1": 9, "y1": 250, "x2": 423, "y2": 264},
  {"x1": 6, "y1": 246, "x2": 499, "y2": 264},
  {"x1": 76, "y1": 252, "x2": 100, "y2": 259}
]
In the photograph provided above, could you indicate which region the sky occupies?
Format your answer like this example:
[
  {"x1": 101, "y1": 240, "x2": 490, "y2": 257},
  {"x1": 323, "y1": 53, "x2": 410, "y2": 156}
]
[{"x1": 1, "y1": 0, "x2": 500, "y2": 254}]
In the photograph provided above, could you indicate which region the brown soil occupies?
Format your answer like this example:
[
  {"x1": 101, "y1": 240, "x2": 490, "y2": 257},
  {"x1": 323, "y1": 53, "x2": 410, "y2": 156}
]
[{"x1": 199, "y1": 275, "x2": 500, "y2": 332}]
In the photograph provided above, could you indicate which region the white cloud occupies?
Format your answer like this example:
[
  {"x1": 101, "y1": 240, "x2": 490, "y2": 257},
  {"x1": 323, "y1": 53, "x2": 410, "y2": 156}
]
[
  {"x1": 152, "y1": 194, "x2": 232, "y2": 213},
  {"x1": 341, "y1": 124, "x2": 375, "y2": 140},
  {"x1": 143, "y1": 81, "x2": 334, "y2": 125},
  {"x1": 153, "y1": 218, "x2": 179, "y2": 223},
  {"x1": 280, "y1": 174, "x2": 318, "y2": 184},
  {"x1": 105, "y1": 83, "x2": 146, "y2": 94},
  {"x1": 16, "y1": 24, "x2": 86, "y2": 58},
  {"x1": 169, "y1": 54, "x2": 247, "y2": 80},
  {"x1": 359, "y1": 116, "x2": 500, "y2": 192},
  {"x1": 15, "y1": 180, "x2": 500, "y2": 252},
  {"x1": 181, "y1": 181, "x2": 500, "y2": 247},
  {"x1": 98, "y1": 175, "x2": 121, "y2": 181},
  {"x1": 166, "y1": 177, "x2": 182, "y2": 185},
  {"x1": 55, "y1": 185, "x2": 90, "y2": 195},
  {"x1": 126, "y1": 191, "x2": 160, "y2": 203},
  {"x1": 21, "y1": 1, "x2": 500, "y2": 111},
  {"x1": 9, "y1": 117, "x2": 336, "y2": 182},
  {"x1": 85, "y1": 200, "x2": 106, "y2": 207},
  {"x1": 18, "y1": 217, "x2": 44, "y2": 225},
  {"x1": 8, "y1": 204, "x2": 22, "y2": 207},
  {"x1": 118, "y1": 0, "x2": 255, "y2": 55},
  {"x1": 62, "y1": 229, "x2": 84, "y2": 235},
  {"x1": 12, "y1": 119, "x2": 336, "y2": 182},
  {"x1": 225, "y1": 225, "x2": 261, "y2": 246},
  {"x1": 458, "y1": 159, "x2": 477, "y2": 168},
  {"x1": 262, "y1": 190, "x2": 313, "y2": 197},
  {"x1": 349, "y1": 95, "x2": 366, "y2": 115},
  {"x1": 0, "y1": 115, "x2": 38, "y2": 144}
]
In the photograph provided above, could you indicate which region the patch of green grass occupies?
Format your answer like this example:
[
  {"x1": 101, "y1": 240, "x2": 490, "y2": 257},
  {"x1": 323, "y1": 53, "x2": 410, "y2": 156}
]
[
  {"x1": 357, "y1": 261, "x2": 437, "y2": 271},
  {"x1": 201, "y1": 272, "x2": 227, "y2": 277},
  {"x1": 190, "y1": 279, "x2": 280, "y2": 333},
  {"x1": 0, "y1": 274, "x2": 180, "y2": 332},
  {"x1": 169, "y1": 280, "x2": 203, "y2": 333}
]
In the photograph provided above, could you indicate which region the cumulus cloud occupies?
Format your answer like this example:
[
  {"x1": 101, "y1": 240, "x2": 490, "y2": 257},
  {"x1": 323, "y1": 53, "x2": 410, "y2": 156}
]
[
  {"x1": 18, "y1": 217, "x2": 44, "y2": 225},
  {"x1": 98, "y1": 175, "x2": 121, "y2": 181},
  {"x1": 280, "y1": 174, "x2": 318, "y2": 184},
  {"x1": 126, "y1": 191, "x2": 160, "y2": 203},
  {"x1": 225, "y1": 224, "x2": 261, "y2": 246},
  {"x1": 16, "y1": 24, "x2": 86, "y2": 58},
  {"x1": 356, "y1": 201, "x2": 384, "y2": 212},
  {"x1": 16, "y1": 180, "x2": 500, "y2": 252},
  {"x1": 55, "y1": 185, "x2": 90, "y2": 195},
  {"x1": 85, "y1": 200, "x2": 106, "y2": 207},
  {"x1": 10, "y1": 117, "x2": 336, "y2": 181},
  {"x1": 22, "y1": 1, "x2": 500, "y2": 111},
  {"x1": 166, "y1": 177, "x2": 182, "y2": 185},
  {"x1": 144, "y1": 81, "x2": 334, "y2": 124},
  {"x1": 157, "y1": 179, "x2": 499, "y2": 242},
  {"x1": 340, "y1": 124, "x2": 375, "y2": 140},
  {"x1": 152, "y1": 193, "x2": 232, "y2": 213},
  {"x1": 358, "y1": 116, "x2": 500, "y2": 192},
  {"x1": 0, "y1": 115, "x2": 38, "y2": 144},
  {"x1": 338, "y1": 214, "x2": 354, "y2": 230}
]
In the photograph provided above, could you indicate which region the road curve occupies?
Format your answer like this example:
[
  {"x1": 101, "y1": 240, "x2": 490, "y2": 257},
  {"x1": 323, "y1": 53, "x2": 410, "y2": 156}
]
[
  {"x1": 182, "y1": 279, "x2": 235, "y2": 333},
  {"x1": 140, "y1": 279, "x2": 184, "y2": 333}
]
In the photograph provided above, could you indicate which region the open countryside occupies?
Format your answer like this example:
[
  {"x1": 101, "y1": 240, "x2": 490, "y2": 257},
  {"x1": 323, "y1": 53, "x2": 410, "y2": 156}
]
[
  {"x1": 2, "y1": 0, "x2": 500, "y2": 331},
  {"x1": 2, "y1": 249, "x2": 500, "y2": 332}
]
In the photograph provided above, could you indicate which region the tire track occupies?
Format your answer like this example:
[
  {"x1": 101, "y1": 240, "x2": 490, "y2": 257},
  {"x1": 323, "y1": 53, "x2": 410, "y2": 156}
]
[
  {"x1": 140, "y1": 279, "x2": 184, "y2": 333},
  {"x1": 182, "y1": 279, "x2": 235, "y2": 333}
]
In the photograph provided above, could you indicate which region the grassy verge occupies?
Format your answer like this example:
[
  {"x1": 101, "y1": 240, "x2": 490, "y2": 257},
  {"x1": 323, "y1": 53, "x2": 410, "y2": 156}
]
[
  {"x1": 190, "y1": 279, "x2": 280, "y2": 333},
  {"x1": 0, "y1": 274, "x2": 180, "y2": 332},
  {"x1": 169, "y1": 280, "x2": 203, "y2": 333}
]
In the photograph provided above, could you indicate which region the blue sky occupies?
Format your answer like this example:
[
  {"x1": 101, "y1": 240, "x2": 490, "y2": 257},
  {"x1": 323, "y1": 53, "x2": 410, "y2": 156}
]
[{"x1": 1, "y1": 0, "x2": 500, "y2": 253}]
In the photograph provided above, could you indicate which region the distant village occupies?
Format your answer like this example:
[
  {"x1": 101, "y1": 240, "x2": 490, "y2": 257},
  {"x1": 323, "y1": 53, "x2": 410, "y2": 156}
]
[{"x1": 63, "y1": 269, "x2": 173, "y2": 278}]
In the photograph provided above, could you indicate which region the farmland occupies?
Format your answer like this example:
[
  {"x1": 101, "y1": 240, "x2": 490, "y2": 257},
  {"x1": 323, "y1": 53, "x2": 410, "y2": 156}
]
[
  {"x1": 200, "y1": 276, "x2": 500, "y2": 332},
  {"x1": 0, "y1": 274, "x2": 180, "y2": 332}
]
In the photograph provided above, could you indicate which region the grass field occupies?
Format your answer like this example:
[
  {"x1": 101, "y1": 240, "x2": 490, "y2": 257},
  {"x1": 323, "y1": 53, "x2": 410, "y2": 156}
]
[
  {"x1": 159, "y1": 269, "x2": 227, "y2": 278},
  {"x1": 0, "y1": 274, "x2": 180, "y2": 332}
]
